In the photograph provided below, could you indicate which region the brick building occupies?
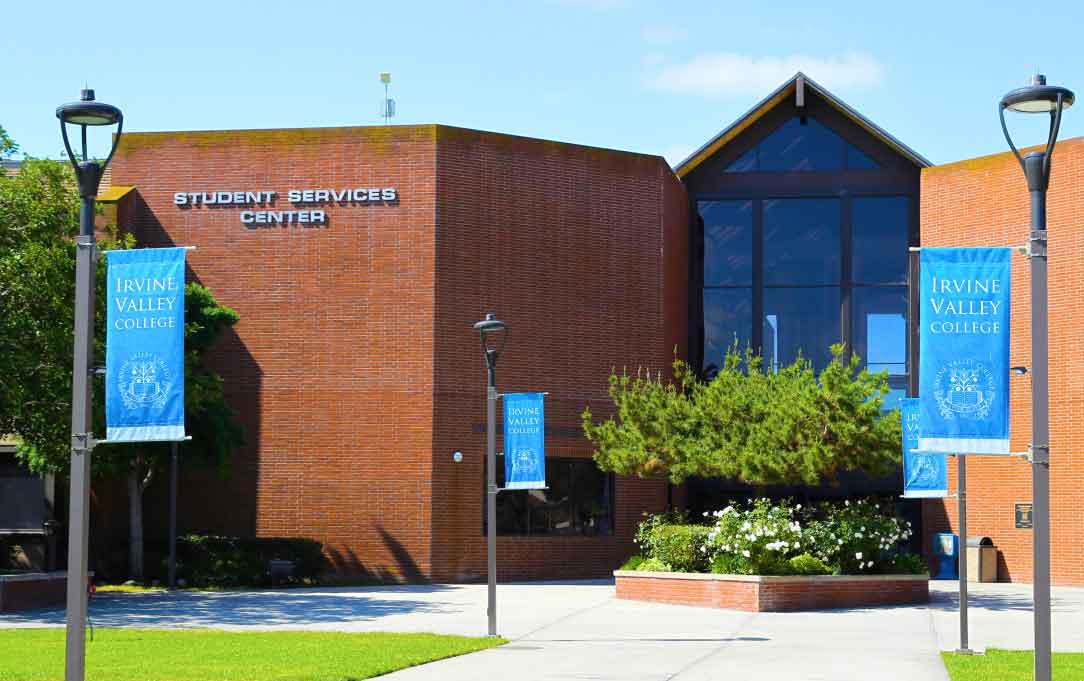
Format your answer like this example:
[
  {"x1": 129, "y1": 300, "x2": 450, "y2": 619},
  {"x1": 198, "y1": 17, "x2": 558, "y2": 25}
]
[
  {"x1": 55, "y1": 72, "x2": 1081, "y2": 585},
  {"x1": 920, "y1": 139, "x2": 1084, "y2": 586},
  {"x1": 102, "y1": 124, "x2": 685, "y2": 582}
]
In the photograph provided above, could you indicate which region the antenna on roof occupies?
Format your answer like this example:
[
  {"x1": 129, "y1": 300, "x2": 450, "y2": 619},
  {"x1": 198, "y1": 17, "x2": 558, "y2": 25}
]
[{"x1": 379, "y1": 72, "x2": 395, "y2": 125}]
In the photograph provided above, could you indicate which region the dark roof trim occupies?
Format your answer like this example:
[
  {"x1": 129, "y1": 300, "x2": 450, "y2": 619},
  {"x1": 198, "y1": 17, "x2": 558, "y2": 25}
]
[{"x1": 675, "y1": 72, "x2": 931, "y2": 178}]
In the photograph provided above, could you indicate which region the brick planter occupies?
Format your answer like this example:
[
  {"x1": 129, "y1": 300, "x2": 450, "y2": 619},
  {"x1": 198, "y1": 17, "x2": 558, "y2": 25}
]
[
  {"x1": 614, "y1": 570, "x2": 929, "y2": 612},
  {"x1": 0, "y1": 572, "x2": 72, "y2": 613}
]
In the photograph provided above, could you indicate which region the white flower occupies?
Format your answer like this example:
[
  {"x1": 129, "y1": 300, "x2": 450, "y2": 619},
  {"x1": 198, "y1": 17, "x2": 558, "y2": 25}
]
[
  {"x1": 796, "y1": 504, "x2": 802, "y2": 510},
  {"x1": 860, "y1": 526, "x2": 866, "y2": 532},
  {"x1": 845, "y1": 500, "x2": 850, "y2": 506},
  {"x1": 703, "y1": 511, "x2": 710, "y2": 517},
  {"x1": 855, "y1": 552, "x2": 863, "y2": 560},
  {"x1": 837, "y1": 539, "x2": 844, "y2": 545},
  {"x1": 747, "y1": 534, "x2": 757, "y2": 541},
  {"x1": 742, "y1": 550, "x2": 751, "y2": 558},
  {"x1": 855, "y1": 532, "x2": 863, "y2": 538},
  {"x1": 742, "y1": 521, "x2": 752, "y2": 531}
]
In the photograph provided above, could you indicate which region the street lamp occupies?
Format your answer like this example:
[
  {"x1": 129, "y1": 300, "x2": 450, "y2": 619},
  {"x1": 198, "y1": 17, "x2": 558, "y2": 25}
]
[
  {"x1": 473, "y1": 313, "x2": 507, "y2": 637},
  {"x1": 56, "y1": 88, "x2": 123, "y2": 681},
  {"x1": 999, "y1": 73, "x2": 1074, "y2": 681}
]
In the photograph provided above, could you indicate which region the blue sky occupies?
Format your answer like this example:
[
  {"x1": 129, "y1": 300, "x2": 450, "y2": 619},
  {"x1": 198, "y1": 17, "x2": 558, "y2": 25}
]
[{"x1": 4, "y1": 0, "x2": 1083, "y2": 166}]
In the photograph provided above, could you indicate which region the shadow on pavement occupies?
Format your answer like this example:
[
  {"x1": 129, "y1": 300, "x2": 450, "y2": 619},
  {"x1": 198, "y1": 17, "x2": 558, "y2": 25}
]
[
  {"x1": 928, "y1": 588, "x2": 1077, "y2": 613},
  {"x1": 0, "y1": 589, "x2": 459, "y2": 628}
]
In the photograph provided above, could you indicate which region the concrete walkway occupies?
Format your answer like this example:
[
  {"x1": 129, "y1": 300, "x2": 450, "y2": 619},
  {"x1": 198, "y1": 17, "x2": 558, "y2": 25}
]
[{"x1": 3, "y1": 579, "x2": 1083, "y2": 680}]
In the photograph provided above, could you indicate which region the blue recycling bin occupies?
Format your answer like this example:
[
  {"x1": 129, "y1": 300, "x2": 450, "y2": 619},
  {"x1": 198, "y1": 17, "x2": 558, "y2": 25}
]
[{"x1": 933, "y1": 532, "x2": 958, "y2": 579}]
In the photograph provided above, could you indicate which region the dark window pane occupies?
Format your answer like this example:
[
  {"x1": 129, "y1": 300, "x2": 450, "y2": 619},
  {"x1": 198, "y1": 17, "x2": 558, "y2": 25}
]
[
  {"x1": 763, "y1": 287, "x2": 841, "y2": 372},
  {"x1": 701, "y1": 200, "x2": 754, "y2": 286},
  {"x1": 759, "y1": 117, "x2": 844, "y2": 171},
  {"x1": 490, "y1": 457, "x2": 613, "y2": 536},
  {"x1": 852, "y1": 286, "x2": 908, "y2": 377},
  {"x1": 569, "y1": 460, "x2": 613, "y2": 535},
  {"x1": 703, "y1": 288, "x2": 753, "y2": 373},
  {"x1": 763, "y1": 198, "x2": 840, "y2": 285},
  {"x1": 847, "y1": 146, "x2": 880, "y2": 169},
  {"x1": 853, "y1": 197, "x2": 909, "y2": 284},
  {"x1": 725, "y1": 146, "x2": 758, "y2": 172}
]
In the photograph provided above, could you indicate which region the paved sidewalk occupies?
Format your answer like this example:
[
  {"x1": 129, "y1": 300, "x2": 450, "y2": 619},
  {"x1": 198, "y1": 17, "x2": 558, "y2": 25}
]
[
  {"x1": 929, "y1": 580, "x2": 1084, "y2": 652},
  {"x1": 3, "y1": 579, "x2": 1083, "y2": 680}
]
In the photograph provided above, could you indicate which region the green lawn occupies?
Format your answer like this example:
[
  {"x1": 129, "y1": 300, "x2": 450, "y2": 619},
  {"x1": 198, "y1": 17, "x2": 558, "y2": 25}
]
[
  {"x1": 943, "y1": 649, "x2": 1084, "y2": 681},
  {"x1": 0, "y1": 628, "x2": 505, "y2": 681}
]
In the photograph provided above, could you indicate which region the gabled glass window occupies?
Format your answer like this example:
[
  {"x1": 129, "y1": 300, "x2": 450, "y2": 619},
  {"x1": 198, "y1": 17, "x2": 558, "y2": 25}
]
[
  {"x1": 725, "y1": 116, "x2": 882, "y2": 173},
  {"x1": 699, "y1": 195, "x2": 911, "y2": 378}
]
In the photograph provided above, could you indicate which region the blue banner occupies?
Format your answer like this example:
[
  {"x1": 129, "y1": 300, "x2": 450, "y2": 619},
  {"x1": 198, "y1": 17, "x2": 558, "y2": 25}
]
[
  {"x1": 901, "y1": 398, "x2": 947, "y2": 498},
  {"x1": 503, "y1": 392, "x2": 545, "y2": 490},
  {"x1": 105, "y1": 247, "x2": 187, "y2": 442},
  {"x1": 918, "y1": 247, "x2": 1011, "y2": 454}
]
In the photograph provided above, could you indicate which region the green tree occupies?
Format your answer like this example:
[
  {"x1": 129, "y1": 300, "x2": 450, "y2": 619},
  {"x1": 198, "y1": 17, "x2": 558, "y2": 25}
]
[
  {"x1": 0, "y1": 151, "x2": 244, "y2": 580},
  {"x1": 0, "y1": 125, "x2": 17, "y2": 159},
  {"x1": 583, "y1": 344, "x2": 901, "y2": 487}
]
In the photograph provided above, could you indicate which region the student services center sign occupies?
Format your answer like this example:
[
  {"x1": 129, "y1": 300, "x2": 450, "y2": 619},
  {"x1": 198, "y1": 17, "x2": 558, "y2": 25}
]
[{"x1": 173, "y1": 186, "x2": 399, "y2": 227}]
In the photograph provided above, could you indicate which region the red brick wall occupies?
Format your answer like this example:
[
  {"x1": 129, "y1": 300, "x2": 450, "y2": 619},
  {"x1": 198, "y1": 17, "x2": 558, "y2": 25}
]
[
  {"x1": 615, "y1": 573, "x2": 928, "y2": 611},
  {"x1": 429, "y1": 127, "x2": 686, "y2": 581},
  {"x1": 109, "y1": 126, "x2": 439, "y2": 580},
  {"x1": 103, "y1": 124, "x2": 688, "y2": 582},
  {"x1": 920, "y1": 137, "x2": 1084, "y2": 586}
]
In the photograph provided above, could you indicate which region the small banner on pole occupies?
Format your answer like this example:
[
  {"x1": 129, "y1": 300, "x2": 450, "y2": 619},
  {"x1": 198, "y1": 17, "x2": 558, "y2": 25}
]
[
  {"x1": 918, "y1": 247, "x2": 1011, "y2": 454},
  {"x1": 105, "y1": 247, "x2": 187, "y2": 442},
  {"x1": 901, "y1": 397, "x2": 947, "y2": 498},
  {"x1": 503, "y1": 392, "x2": 545, "y2": 489}
]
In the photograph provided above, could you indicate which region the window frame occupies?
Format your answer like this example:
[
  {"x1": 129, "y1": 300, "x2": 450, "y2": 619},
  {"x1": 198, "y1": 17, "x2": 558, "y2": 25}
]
[
  {"x1": 482, "y1": 455, "x2": 617, "y2": 537},
  {"x1": 695, "y1": 190, "x2": 917, "y2": 379}
]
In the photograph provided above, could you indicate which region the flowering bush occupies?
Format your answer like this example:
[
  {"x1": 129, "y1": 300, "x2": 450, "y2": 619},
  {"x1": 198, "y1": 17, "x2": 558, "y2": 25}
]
[
  {"x1": 628, "y1": 497, "x2": 922, "y2": 576},
  {"x1": 802, "y1": 498, "x2": 915, "y2": 574},
  {"x1": 703, "y1": 499, "x2": 806, "y2": 575}
]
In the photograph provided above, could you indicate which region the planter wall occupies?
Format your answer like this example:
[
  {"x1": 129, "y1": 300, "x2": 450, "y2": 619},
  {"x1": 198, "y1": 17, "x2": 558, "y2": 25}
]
[
  {"x1": 0, "y1": 572, "x2": 70, "y2": 612},
  {"x1": 614, "y1": 570, "x2": 929, "y2": 612}
]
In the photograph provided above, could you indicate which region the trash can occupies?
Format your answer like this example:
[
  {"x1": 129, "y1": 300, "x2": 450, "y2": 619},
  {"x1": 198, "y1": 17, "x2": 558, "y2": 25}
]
[
  {"x1": 966, "y1": 536, "x2": 997, "y2": 583},
  {"x1": 933, "y1": 532, "x2": 958, "y2": 579}
]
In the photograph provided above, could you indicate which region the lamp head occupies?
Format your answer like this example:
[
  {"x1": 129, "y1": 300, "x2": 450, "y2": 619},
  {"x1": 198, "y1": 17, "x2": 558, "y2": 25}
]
[
  {"x1": 56, "y1": 89, "x2": 122, "y2": 126},
  {"x1": 1001, "y1": 74, "x2": 1075, "y2": 114},
  {"x1": 473, "y1": 313, "x2": 508, "y2": 363},
  {"x1": 55, "y1": 87, "x2": 124, "y2": 199},
  {"x1": 998, "y1": 74, "x2": 1074, "y2": 190}
]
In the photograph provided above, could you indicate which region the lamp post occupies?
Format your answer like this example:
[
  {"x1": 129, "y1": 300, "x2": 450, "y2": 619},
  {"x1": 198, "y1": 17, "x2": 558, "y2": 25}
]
[
  {"x1": 56, "y1": 88, "x2": 123, "y2": 681},
  {"x1": 473, "y1": 313, "x2": 507, "y2": 637},
  {"x1": 999, "y1": 73, "x2": 1074, "y2": 681}
]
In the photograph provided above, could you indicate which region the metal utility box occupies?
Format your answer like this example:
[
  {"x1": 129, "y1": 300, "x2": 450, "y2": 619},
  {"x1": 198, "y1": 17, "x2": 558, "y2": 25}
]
[
  {"x1": 966, "y1": 536, "x2": 997, "y2": 583},
  {"x1": 933, "y1": 532, "x2": 958, "y2": 580}
]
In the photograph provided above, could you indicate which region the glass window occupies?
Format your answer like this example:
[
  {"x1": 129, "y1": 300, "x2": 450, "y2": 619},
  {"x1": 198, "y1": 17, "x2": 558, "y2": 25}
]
[
  {"x1": 725, "y1": 147, "x2": 758, "y2": 173},
  {"x1": 701, "y1": 200, "x2": 754, "y2": 286},
  {"x1": 763, "y1": 198, "x2": 840, "y2": 285},
  {"x1": 847, "y1": 146, "x2": 880, "y2": 170},
  {"x1": 724, "y1": 116, "x2": 882, "y2": 173},
  {"x1": 852, "y1": 286, "x2": 908, "y2": 376},
  {"x1": 759, "y1": 117, "x2": 844, "y2": 172},
  {"x1": 489, "y1": 457, "x2": 614, "y2": 536},
  {"x1": 763, "y1": 287, "x2": 841, "y2": 372},
  {"x1": 703, "y1": 288, "x2": 753, "y2": 373},
  {"x1": 853, "y1": 197, "x2": 909, "y2": 284}
]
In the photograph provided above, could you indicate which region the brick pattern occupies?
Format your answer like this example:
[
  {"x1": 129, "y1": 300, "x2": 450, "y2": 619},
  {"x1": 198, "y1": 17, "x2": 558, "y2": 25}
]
[
  {"x1": 920, "y1": 137, "x2": 1084, "y2": 586},
  {"x1": 615, "y1": 572, "x2": 928, "y2": 612},
  {"x1": 104, "y1": 125, "x2": 688, "y2": 582},
  {"x1": 429, "y1": 127, "x2": 688, "y2": 581}
]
